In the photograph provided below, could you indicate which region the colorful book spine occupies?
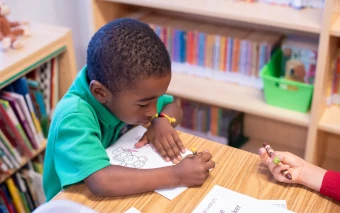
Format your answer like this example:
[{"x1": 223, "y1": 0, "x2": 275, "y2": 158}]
[
  {"x1": 0, "y1": 100, "x2": 34, "y2": 156},
  {"x1": 142, "y1": 14, "x2": 285, "y2": 88},
  {"x1": 5, "y1": 178, "x2": 26, "y2": 213},
  {"x1": 0, "y1": 136, "x2": 20, "y2": 169},
  {"x1": 3, "y1": 92, "x2": 42, "y2": 146},
  {"x1": 227, "y1": 37, "x2": 233, "y2": 72},
  {"x1": 0, "y1": 146, "x2": 14, "y2": 170},
  {"x1": 0, "y1": 108, "x2": 30, "y2": 159},
  {"x1": 11, "y1": 77, "x2": 44, "y2": 141},
  {"x1": 220, "y1": 36, "x2": 226, "y2": 71},
  {"x1": 0, "y1": 130, "x2": 22, "y2": 166},
  {"x1": 27, "y1": 80, "x2": 49, "y2": 138},
  {"x1": 0, "y1": 95, "x2": 39, "y2": 150}
]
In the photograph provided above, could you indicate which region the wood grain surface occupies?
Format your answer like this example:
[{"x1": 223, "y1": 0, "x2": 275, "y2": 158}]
[{"x1": 53, "y1": 131, "x2": 340, "y2": 213}]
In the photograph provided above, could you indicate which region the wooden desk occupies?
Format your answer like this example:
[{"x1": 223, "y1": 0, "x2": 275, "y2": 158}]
[{"x1": 53, "y1": 132, "x2": 340, "y2": 212}]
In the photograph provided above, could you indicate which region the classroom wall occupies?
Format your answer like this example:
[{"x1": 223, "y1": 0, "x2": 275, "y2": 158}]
[{"x1": 7, "y1": 0, "x2": 94, "y2": 70}]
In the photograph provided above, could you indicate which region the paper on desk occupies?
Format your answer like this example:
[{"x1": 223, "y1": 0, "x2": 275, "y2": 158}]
[
  {"x1": 106, "y1": 125, "x2": 192, "y2": 200},
  {"x1": 260, "y1": 200, "x2": 287, "y2": 209},
  {"x1": 124, "y1": 207, "x2": 141, "y2": 213},
  {"x1": 192, "y1": 185, "x2": 295, "y2": 213}
]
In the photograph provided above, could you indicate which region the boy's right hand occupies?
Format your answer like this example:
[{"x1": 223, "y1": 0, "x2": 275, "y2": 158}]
[{"x1": 173, "y1": 151, "x2": 215, "y2": 186}]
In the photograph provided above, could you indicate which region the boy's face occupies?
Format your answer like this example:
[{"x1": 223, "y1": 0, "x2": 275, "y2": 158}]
[{"x1": 90, "y1": 74, "x2": 171, "y2": 125}]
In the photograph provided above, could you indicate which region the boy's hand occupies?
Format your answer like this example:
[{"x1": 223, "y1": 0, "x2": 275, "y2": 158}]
[
  {"x1": 135, "y1": 118, "x2": 185, "y2": 163},
  {"x1": 173, "y1": 151, "x2": 215, "y2": 186}
]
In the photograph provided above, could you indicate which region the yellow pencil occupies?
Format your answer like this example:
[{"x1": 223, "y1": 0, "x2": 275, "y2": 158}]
[{"x1": 191, "y1": 147, "x2": 197, "y2": 156}]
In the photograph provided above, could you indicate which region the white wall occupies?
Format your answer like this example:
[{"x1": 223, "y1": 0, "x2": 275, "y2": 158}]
[{"x1": 7, "y1": 0, "x2": 94, "y2": 70}]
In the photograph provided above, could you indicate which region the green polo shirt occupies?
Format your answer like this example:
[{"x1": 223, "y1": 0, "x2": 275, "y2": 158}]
[{"x1": 43, "y1": 66, "x2": 173, "y2": 201}]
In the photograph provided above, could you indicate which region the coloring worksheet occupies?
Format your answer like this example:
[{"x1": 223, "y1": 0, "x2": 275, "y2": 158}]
[
  {"x1": 192, "y1": 185, "x2": 295, "y2": 213},
  {"x1": 106, "y1": 125, "x2": 192, "y2": 200}
]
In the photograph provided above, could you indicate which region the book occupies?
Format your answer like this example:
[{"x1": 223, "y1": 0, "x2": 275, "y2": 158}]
[
  {"x1": 10, "y1": 77, "x2": 44, "y2": 141},
  {"x1": 5, "y1": 178, "x2": 26, "y2": 213},
  {"x1": 0, "y1": 94, "x2": 39, "y2": 150},
  {"x1": 0, "y1": 185, "x2": 15, "y2": 213},
  {"x1": 0, "y1": 158, "x2": 9, "y2": 173},
  {"x1": 0, "y1": 189, "x2": 12, "y2": 213},
  {"x1": 26, "y1": 80, "x2": 49, "y2": 138},
  {"x1": 0, "y1": 130, "x2": 22, "y2": 166},
  {"x1": 27, "y1": 169, "x2": 45, "y2": 205},
  {"x1": 21, "y1": 170, "x2": 38, "y2": 208},
  {"x1": 0, "y1": 100, "x2": 33, "y2": 157},
  {"x1": 0, "y1": 146, "x2": 14, "y2": 170},
  {"x1": 14, "y1": 173, "x2": 34, "y2": 212},
  {"x1": 2, "y1": 92, "x2": 43, "y2": 147}
]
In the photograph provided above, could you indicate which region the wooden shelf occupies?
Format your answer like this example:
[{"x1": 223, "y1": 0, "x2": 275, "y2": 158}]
[
  {"x1": 0, "y1": 23, "x2": 70, "y2": 89},
  {"x1": 168, "y1": 71, "x2": 310, "y2": 127},
  {"x1": 331, "y1": 13, "x2": 340, "y2": 36},
  {"x1": 103, "y1": 0, "x2": 322, "y2": 33},
  {"x1": 0, "y1": 140, "x2": 46, "y2": 184},
  {"x1": 319, "y1": 105, "x2": 340, "y2": 134}
]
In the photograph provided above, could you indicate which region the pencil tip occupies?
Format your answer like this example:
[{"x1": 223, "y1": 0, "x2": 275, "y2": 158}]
[
  {"x1": 191, "y1": 147, "x2": 197, "y2": 154},
  {"x1": 263, "y1": 143, "x2": 268, "y2": 147}
]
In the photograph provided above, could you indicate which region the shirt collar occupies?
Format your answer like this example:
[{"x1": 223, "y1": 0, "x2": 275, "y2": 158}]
[{"x1": 75, "y1": 65, "x2": 121, "y2": 128}]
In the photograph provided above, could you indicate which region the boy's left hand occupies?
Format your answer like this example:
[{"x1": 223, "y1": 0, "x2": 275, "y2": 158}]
[{"x1": 135, "y1": 118, "x2": 186, "y2": 163}]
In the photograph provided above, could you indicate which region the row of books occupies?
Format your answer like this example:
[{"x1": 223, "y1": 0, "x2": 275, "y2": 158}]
[
  {"x1": 239, "y1": 0, "x2": 324, "y2": 9},
  {"x1": 178, "y1": 98, "x2": 247, "y2": 148},
  {"x1": 326, "y1": 52, "x2": 340, "y2": 106},
  {"x1": 0, "y1": 161, "x2": 45, "y2": 213},
  {"x1": 0, "y1": 57, "x2": 59, "y2": 163},
  {"x1": 140, "y1": 14, "x2": 282, "y2": 89}
]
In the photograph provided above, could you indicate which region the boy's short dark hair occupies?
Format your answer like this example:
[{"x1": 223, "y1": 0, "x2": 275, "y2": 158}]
[{"x1": 86, "y1": 18, "x2": 171, "y2": 94}]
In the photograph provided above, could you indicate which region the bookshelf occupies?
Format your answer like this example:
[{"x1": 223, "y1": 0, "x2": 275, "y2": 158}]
[
  {"x1": 90, "y1": 0, "x2": 340, "y2": 170},
  {"x1": 0, "y1": 23, "x2": 77, "y2": 98},
  {"x1": 331, "y1": 13, "x2": 340, "y2": 36},
  {"x1": 93, "y1": 0, "x2": 322, "y2": 33},
  {"x1": 0, "y1": 23, "x2": 77, "y2": 182},
  {"x1": 0, "y1": 141, "x2": 46, "y2": 184},
  {"x1": 169, "y1": 71, "x2": 310, "y2": 127}
]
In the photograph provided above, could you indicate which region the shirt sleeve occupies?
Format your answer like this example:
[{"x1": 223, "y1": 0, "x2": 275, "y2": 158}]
[
  {"x1": 320, "y1": 170, "x2": 340, "y2": 201},
  {"x1": 156, "y1": 94, "x2": 174, "y2": 112},
  {"x1": 53, "y1": 111, "x2": 111, "y2": 189}
]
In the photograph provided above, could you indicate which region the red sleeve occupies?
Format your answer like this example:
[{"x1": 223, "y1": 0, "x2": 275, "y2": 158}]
[{"x1": 320, "y1": 170, "x2": 340, "y2": 201}]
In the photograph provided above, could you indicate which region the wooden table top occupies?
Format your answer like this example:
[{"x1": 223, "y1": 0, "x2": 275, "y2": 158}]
[{"x1": 53, "y1": 132, "x2": 340, "y2": 213}]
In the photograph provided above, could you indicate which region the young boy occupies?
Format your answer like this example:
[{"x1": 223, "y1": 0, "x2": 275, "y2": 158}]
[{"x1": 43, "y1": 18, "x2": 215, "y2": 201}]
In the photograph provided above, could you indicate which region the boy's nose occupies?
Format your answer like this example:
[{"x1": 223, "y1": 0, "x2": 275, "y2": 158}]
[{"x1": 145, "y1": 104, "x2": 157, "y2": 117}]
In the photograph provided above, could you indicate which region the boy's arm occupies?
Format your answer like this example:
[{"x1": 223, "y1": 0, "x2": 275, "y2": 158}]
[
  {"x1": 85, "y1": 152, "x2": 215, "y2": 197},
  {"x1": 84, "y1": 165, "x2": 177, "y2": 196}
]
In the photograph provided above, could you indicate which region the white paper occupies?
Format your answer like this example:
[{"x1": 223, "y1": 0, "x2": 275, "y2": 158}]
[
  {"x1": 106, "y1": 125, "x2": 191, "y2": 200},
  {"x1": 124, "y1": 207, "x2": 141, "y2": 213},
  {"x1": 260, "y1": 200, "x2": 287, "y2": 209},
  {"x1": 192, "y1": 185, "x2": 295, "y2": 213}
]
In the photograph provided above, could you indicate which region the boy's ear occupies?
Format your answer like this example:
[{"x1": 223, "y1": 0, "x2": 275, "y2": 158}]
[{"x1": 89, "y1": 80, "x2": 110, "y2": 104}]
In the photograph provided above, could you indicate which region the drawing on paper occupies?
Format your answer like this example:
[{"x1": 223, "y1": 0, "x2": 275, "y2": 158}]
[{"x1": 111, "y1": 147, "x2": 148, "y2": 168}]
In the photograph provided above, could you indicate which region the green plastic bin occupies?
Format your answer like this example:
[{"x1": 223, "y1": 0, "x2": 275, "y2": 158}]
[{"x1": 260, "y1": 50, "x2": 314, "y2": 113}]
